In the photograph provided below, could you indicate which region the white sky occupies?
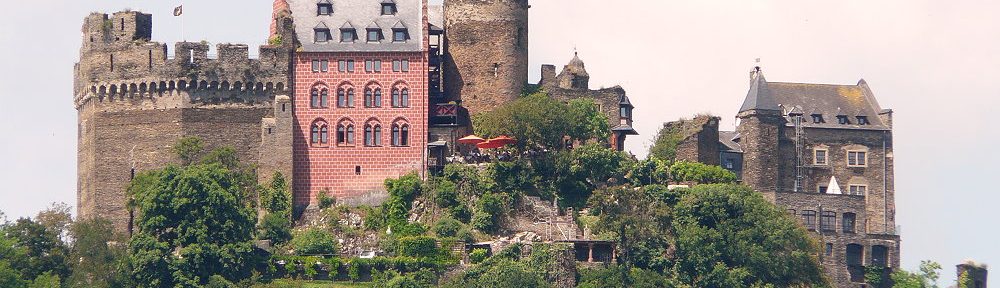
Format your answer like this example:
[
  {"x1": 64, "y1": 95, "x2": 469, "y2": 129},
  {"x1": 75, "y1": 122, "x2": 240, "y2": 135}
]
[{"x1": 1, "y1": 0, "x2": 997, "y2": 285}]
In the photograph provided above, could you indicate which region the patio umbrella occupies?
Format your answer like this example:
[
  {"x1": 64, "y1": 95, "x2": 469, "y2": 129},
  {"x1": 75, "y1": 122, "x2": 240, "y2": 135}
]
[
  {"x1": 476, "y1": 140, "x2": 504, "y2": 149},
  {"x1": 458, "y1": 135, "x2": 485, "y2": 145},
  {"x1": 489, "y1": 135, "x2": 516, "y2": 146}
]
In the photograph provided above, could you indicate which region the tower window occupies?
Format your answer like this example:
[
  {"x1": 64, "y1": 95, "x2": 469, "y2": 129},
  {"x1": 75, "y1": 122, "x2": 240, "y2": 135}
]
[
  {"x1": 825, "y1": 243, "x2": 833, "y2": 256},
  {"x1": 392, "y1": 29, "x2": 408, "y2": 42},
  {"x1": 315, "y1": 28, "x2": 332, "y2": 43},
  {"x1": 818, "y1": 185, "x2": 828, "y2": 194},
  {"x1": 381, "y1": 3, "x2": 397, "y2": 15},
  {"x1": 317, "y1": 3, "x2": 333, "y2": 15},
  {"x1": 856, "y1": 116, "x2": 870, "y2": 125},
  {"x1": 811, "y1": 114, "x2": 825, "y2": 123},
  {"x1": 341, "y1": 28, "x2": 357, "y2": 42}
]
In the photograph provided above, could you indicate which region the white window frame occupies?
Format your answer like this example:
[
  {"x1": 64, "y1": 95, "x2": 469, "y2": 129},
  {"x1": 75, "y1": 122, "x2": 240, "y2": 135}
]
[
  {"x1": 847, "y1": 150, "x2": 868, "y2": 167},
  {"x1": 848, "y1": 185, "x2": 867, "y2": 196},
  {"x1": 814, "y1": 148, "x2": 829, "y2": 165}
]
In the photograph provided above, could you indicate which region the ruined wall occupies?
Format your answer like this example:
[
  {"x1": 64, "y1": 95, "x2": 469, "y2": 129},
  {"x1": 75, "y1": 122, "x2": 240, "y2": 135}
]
[
  {"x1": 667, "y1": 116, "x2": 721, "y2": 165},
  {"x1": 443, "y1": 0, "x2": 529, "y2": 115},
  {"x1": 74, "y1": 11, "x2": 295, "y2": 232}
]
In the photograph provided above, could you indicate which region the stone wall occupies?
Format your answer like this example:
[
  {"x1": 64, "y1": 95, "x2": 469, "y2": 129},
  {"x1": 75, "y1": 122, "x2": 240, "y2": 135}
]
[
  {"x1": 443, "y1": 0, "x2": 529, "y2": 115},
  {"x1": 74, "y1": 10, "x2": 295, "y2": 232},
  {"x1": 666, "y1": 115, "x2": 721, "y2": 165}
]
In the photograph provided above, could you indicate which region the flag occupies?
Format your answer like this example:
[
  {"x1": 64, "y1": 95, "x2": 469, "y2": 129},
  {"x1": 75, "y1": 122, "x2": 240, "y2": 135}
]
[{"x1": 173, "y1": 5, "x2": 183, "y2": 17}]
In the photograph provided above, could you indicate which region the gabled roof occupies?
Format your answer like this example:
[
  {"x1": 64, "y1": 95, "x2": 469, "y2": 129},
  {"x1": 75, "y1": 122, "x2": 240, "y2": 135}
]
[
  {"x1": 739, "y1": 71, "x2": 780, "y2": 113},
  {"x1": 288, "y1": 0, "x2": 423, "y2": 52},
  {"x1": 718, "y1": 131, "x2": 742, "y2": 153}
]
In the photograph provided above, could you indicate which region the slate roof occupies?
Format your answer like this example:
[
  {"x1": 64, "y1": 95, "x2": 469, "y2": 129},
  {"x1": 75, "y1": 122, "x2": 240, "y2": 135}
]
[
  {"x1": 739, "y1": 72, "x2": 889, "y2": 130},
  {"x1": 428, "y1": 5, "x2": 443, "y2": 32},
  {"x1": 718, "y1": 131, "x2": 742, "y2": 153},
  {"x1": 288, "y1": 0, "x2": 423, "y2": 52}
]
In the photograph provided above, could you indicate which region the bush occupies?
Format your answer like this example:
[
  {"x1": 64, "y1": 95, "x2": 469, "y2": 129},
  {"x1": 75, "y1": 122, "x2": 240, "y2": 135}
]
[
  {"x1": 291, "y1": 228, "x2": 337, "y2": 255},
  {"x1": 433, "y1": 180, "x2": 459, "y2": 208},
  {"x1": 318, "y1": 189, "x2": 336, "y2": 209},
  {"x1": 397, "y1": 236, "x2": 439, "y2": 258},
  {"x1": 386, "y1": 173, "x2": 423, "y2": 203},
  {"x1": 669, "y1": 161, "x2": 737, "y2": 184},
  {"x1": 432, "y1": 217, "x2": 462, "y2": 238},
  {"x1": 471, "y1": 211, "x2": 498, "y2": 233},
  {"x1": 260, "y1": 213, "x2": 292, "y2": 244},
  {"x1": 448, "y1": 204, "x2": 472, "y2": 223},
  {"x1": 455, "y1": 228, "x2": 475, "y2": 244},
  {"x1": 205, "y1": 275, "x2": 236, "y2": 288},
  {"x1": 469, "y1": 248, "x2": 489, "y2": 264}
]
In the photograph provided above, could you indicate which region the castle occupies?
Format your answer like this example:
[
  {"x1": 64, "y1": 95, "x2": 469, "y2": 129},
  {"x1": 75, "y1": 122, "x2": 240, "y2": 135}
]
[{"x1": 74, "y1": 1, "x2": 899, "y2": 287}]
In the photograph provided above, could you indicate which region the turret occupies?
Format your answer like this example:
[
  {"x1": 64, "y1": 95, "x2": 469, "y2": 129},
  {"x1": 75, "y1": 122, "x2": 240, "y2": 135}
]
[
  {"x1": 736, "y1": 67, "x2": 784, "y2": 192},
  {"x1": 443, "y1": 0, "x2": 529, "y2": 115}
]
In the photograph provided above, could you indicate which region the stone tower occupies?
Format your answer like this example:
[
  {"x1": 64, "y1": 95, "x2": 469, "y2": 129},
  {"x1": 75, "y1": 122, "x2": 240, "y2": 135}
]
[
  {"x1": 736, "y1": 68, "x2": 784, "y2": 192},
  {"x1": 443, "y1": 0, "x2": 529, "y2": 115},
  {"x1": 74, "y1": 10, "x2": 295, "y2": 233},
  {"x1": 957, "y1": 261, "x2": 988, "y2": 288}
]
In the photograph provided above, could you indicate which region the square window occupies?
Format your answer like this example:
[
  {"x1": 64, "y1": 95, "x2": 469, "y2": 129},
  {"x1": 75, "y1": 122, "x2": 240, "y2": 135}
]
[
  {"x1": 381, "y1": 3, "x2": 397, "y2": 15},
  {"x1": 814, "y1": 149, "x2": 828, "y2": 165},
  {"x1": 837, "y1": 115, "x2": 850, "y2": 125},
  {"x1": 818, "y1": 185, "x2": 828, "y2": 194},
  {"x1": 812, "y1": 114, "x2": 825, "y2": 123},
  {"x1": 341, "y1": 29, "x2": 356, "y2": 42},
  {"x1": 317, "y1": 4, "x2": 333, "y2": 15},
  {"x1": 314, "y1": 29, "x2": 332, "y2": 43},
  {"x1": 849, "y1": 185, "x2": 867, "y2": 196},
  {"x1": 393, "y1": 29, "x2": 408, "y2": 42},
  {"x1": 857, "y1": 116, "x2": 870, "y2": 125},
  {"x1": 367, "y1": 29, "x2": 381, "y2": 42},
  {"x1": 848, "y1": 151, "x2": 867, "y2": 167}
]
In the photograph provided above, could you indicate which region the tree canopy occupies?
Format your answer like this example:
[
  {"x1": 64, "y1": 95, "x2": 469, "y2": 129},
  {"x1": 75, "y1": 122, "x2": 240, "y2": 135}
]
[{"x1": 473, "y1": 91, "x2": 610, "y2": 150}]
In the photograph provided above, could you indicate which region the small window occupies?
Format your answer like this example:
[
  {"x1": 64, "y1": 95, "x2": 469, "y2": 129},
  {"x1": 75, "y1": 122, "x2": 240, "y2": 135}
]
[
  {"x1": 373, "y1": 88, "x2": 382, "y2": 107},
  {"x1": 341, "y1": 29, "x2": 357, "y2": 42},
  {"x1": 837, "y1": 115, "x2": 850, "y2": 125},
  {"x1": 338, "y1": 60, "x2": 347, "y2": 72},
  {"x1": 825, "y1": 243, "x2": 833, "y2": 256},
  {"x1": 381, "y1": 3, "x2": 397, "y2": 15},
  {"x1": 337, "y1": 89, "x2": 347, "y2": 107},
  {"x1": 317, "y1": 3, "x2": 333, "y2": 15},
  {"x1": 811, "y1": 114, "x2": 825, "y2": 123},
  {"x1": 393, "y1": 29, "x2": 408, "y2": 42},
  {"x1": 401, "y1": 59, "x2": 409, "y2": 71},
  {"x1": 365, "y1": 60, "x2": 373, "y2": 72},
  {"x1": 724, "y1": 159, "x2": 734, "y2": 169},
  {"x1": 367, "y1": 29, "x2": 382, "y2": 42},
  {"x1": 848, "y1": 185, "x2": 867, "y2": 196},
  {"x1": 374, "y1": 60, "x2": 381, "y2": 72},
  {"x1": 842, "y1": 213, "x2": 856, "y2": 233},
  {"x1": 347, "y1": 60, "x2": 355, "y2": 72},
  {"x1": 392, "y1": 60, "x2": 401, "y2": 72},
  {"x1": 364, "y1": 88, "x2": 374, "y2": 107},
  {"x1": 355, "y1": 166, "x2": 362, "y2": 175},
  {"x1": 821, "y1": 211, "x2": 836, "y2": 232},
  {"x1": 857, "y1": 116, "x2": 870, "y2": 125},
  {"x1": 321, "y1": 60, "x2": 329, "y2": 72},
  {"x1": 801, "y1": 210, "x2": 817, "y2": 231},
  {"x1": 315, "y1": 29, "x2": 332, "y2": 43},
  {"x1": 814, "y1": 149, "x2": 828, "y2": 165},
  {"x1": 818, "y1": 185, "x2": 828, "y2": 194},
  {"x1": 847, "y1": 151, "x2": 867, "y2": 167},
  {"x1": 312, "y1": 60, "x2": 320, "y2": 73},
  {"x1": 310, "y1": 89, "x2": 320, "y2": 108},
  {"x1": 401, "y1": 89, "x2": 409, "y2": 107}
]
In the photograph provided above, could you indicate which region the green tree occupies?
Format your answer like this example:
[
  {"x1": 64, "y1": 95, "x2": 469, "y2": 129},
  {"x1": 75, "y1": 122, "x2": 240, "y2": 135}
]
[
  {"x1": 126, "y1": 163, "x2": 258, "y2": 287},
  {"x1": 173, "y1": 136, "x2": 204, "y2": 165},
  {"x1": 588, "y1": 186, "x2": 673, "y2": 284},
  {"x1": 3, "y1": 217, "x2": 70, "y2": 283},
  {"x1": 669, "y1": 161, "x2": 737, "y2": 184},
  {"x1": 473, "y1": 91, "x2": 607, "y2": 151},
  {"x1": 671, "y1": 184, "x2": 827, "y2": 287},
  {"x1": 567, "y1": 98, "x2": 611, "y2": 142},
  {"x1": 890, "y1": 260, "x2": 941, "y2": 288},
  {"x1": 67, "y1": 218, "x2": 127, "y2": 288}
]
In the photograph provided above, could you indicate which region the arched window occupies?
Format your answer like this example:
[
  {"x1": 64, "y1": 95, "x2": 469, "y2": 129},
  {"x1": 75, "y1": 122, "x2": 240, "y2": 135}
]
[
  {"x1": 364, "y1": 88, "x2": 374, "y2": 107},
  {"x1": 401, "y1": 88, "x2": 409, "y2": 107},
  {"x1": 364, "y1": 125, "x2": 374, "y2": 146},
  {"x1": 321, "y1": 126, "x2": 329, "y2": 143},
  {"x1": 391, "y1": 88, "x2": 400, "y2": 107},
  {"x1": 311, "y1": 89, "x2": 320, "y2": 108},
  {"x1": 374, "y1": 125, "x2": 382, "y2": 146},
  {"x1": 320, "y1": 89, "x2": 329, "y2": 107},
  {"x1": 347, "y1": 88, "x2": 355, "y2": 107},
  {"x1": 346, "y1": 125, "x2": 355, "y2": 144},
  {"x1": 401, "y1": 124, "x2": 409, "y2": 146},
  {"x1": 373, "y1": 88, "x2": 382, "y2": 107},
  {"x1": 312, "y1": 125, "x2": 320, "y2": 144},
  {"x1": 337, "y1": 88, "x2": 346, "y2": 107},
  {"x1": 392, "y1": 124, "x2": 401, "y2": 146},
  {"x1": 311, "y1": 120, "x2": 329, "y2": 145}
]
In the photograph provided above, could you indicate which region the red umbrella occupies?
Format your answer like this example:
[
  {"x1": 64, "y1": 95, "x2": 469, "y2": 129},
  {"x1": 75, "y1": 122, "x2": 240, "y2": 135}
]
[
  {"x1": 476, "y1": 140, "x2": 504, "y2": 149},
  {"x1": 489, "y1": 135, "x2": 516, "y2": 146},
  {"x1": 458, "y1": 135, "x2": 485, "y2": 145}
]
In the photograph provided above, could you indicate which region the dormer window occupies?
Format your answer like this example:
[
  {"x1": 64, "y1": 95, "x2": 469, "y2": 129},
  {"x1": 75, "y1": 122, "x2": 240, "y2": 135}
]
[
  {"x1": 856, "y1": 116, "x2": 870, "y2": 125},
  {"x1": 837, "y1": 115, "x2": 850, "y2": 125},
  {"x1": 381, "y1": 3, "x2": 397, "y2": 15},
  {"x1": 341, "y1": 28, "x2": 357, "y2": 42},
  {"x1": 811, "y1": 114, "x2": 824, "y2": 123},
  {"x1": 392, "y1": 28, "x2": 408, "y2": 42},
  {"x1": 314, "y1": 28, "x2": 332, "y2": 43},
  {"x1": 317, "y1": 2, "x2": 333, "y2": 15},
  {"x1": 367, "y1": 29, "x2": 382, "y2": 42}
]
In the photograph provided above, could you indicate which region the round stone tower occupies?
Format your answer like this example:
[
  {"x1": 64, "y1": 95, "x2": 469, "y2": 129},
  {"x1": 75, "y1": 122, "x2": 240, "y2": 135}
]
[{"x1": 443, "y1": 0, "x2": 529, "y2": 115}]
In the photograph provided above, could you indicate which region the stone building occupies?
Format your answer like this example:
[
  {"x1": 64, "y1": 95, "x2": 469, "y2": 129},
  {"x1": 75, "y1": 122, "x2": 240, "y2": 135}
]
[
  {"x1": 658, "y1": 115, "x2": 721, "y2": 164},
  {"x1": 284, "y1": 0, "x2": 430, "y2": 208},
  {"x1": 538, "y1": 53, "x2": 637, "y2": 151},
  {"x1": 957, "y1": 261, "x2": 988, "y2": 288},
  {"x1": 73, "y1": 10, "x2": 295, "y2": 232},
  {"x1": 733, "y1": 67, "x2": 901, "y2": 287}
]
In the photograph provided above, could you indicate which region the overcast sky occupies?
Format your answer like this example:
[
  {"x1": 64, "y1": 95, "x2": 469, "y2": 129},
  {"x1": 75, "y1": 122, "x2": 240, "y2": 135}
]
[{"x1": 1, "y1": 0, "x2": 997, "y2": 285}]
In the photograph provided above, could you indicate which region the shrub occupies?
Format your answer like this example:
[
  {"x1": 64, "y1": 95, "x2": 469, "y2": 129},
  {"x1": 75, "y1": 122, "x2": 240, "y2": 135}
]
[
  {"x1": 318, "y1": 189, "x2": 336, "y2": 209},
  {"x1": 205, "y1": 275, "x2": 236, "y2": 288},
  {"x1": 397, "y1": 236, "x2": 439, "y2": 258},
  {"x1": 386, "y1": 173, "x2": 423, "y2": 203},
  {"x1": 669, "y1": 161, "x2": 737, "y2": 184},
  {"x1": 448, "y1": 204, "x2": 472, "y2": 223},
  {"x1": 433, "y1": 180, "x2": 459, "y2": 208},
  {"x1": 471, "y1": 211, "x2": 498, "y2": 233},
  {"x1": 291, "y1": 228, "x2": 337, "y2": 255},
  {"x1": 260, "y1": 213, "x2": 292, "y2": 244},
  {"x1": 456, "y1": 228, "x2": 475, "y2": 244},
  {"x1": 469, "y1": 248, "x2": 489, "y2": 264},
  {"x1": 432, "y1": 217, "x2": 462, "y2": 238}
]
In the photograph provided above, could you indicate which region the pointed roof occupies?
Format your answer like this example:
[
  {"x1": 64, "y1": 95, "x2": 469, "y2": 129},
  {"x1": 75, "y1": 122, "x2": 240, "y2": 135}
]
[
  {"x1": 827, "y1": 177, "x2": 842, "y2": 195},
  {"x1": 619, "y1": 94, "x2": 633, "y2": 107},
  {"x1": 739, "y1": 69, "x2": 780, "y2": 113},
  {"x1": 366, "y1": 21, "x2": 381, "y2": 29},
  {"x1": 564, "y1": 52, "x2": 590, "y2": 77}
]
